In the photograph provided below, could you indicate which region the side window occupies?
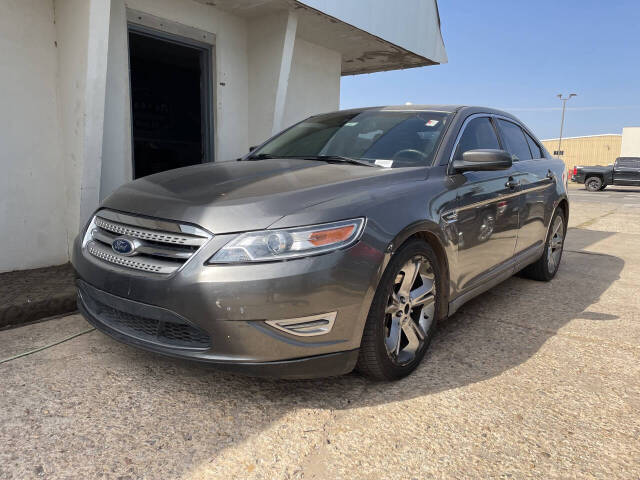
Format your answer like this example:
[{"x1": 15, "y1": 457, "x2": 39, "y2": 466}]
[
  {"x1": 496, "y1": 119, "x2": 532, "y2": 161},
  {"x1": 525, "y1": 132, "x2": 543, "y2": 159},
  {"x1": 617, "y1": 158, "x2": 639, "y2": 169},
  {"x1": 454, "y1": 117, "x2": 500, "y2": 160}
]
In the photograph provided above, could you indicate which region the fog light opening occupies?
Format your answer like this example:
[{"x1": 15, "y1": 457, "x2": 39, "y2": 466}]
[{"x1": 265, "y1": 312, "x2": 337, "y2": 337}]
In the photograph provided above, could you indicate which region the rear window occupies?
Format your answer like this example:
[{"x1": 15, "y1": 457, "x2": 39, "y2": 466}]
[
  {"x1": 496, "y1": 119, "x2": 532, "y2": 161},
  {"x1": 525, "y1": 132, "x2": 543, "y2": 159}
]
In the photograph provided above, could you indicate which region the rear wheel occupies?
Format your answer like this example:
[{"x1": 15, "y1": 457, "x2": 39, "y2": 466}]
[
  {"x1": 356, "y1": 239, "x2": 442, "y2": 380},
  {"x1": 521, "y1": 209, "x2": 566, "y2": 281},
  {"x1": 585, "y1": 176, "x2": 602, "y2": 192}
]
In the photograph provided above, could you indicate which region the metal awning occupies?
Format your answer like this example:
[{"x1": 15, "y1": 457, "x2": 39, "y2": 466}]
[{"x1": 193, "y1": 0, "x2": 447, "y2": 75}]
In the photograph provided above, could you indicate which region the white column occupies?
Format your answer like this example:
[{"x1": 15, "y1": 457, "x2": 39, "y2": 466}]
[
  {"x1": 271, "y1": 11, "x2": 298, "y2": 135},
  {"x1": 79, "y1": 0, "x2": 111, "y2": 224},
  {"x1": 247, "y1": 10, "x2": 298, "y2": 146},
  {"x1": 100, "y1": 0, "x2": 132, "y2": 201}
]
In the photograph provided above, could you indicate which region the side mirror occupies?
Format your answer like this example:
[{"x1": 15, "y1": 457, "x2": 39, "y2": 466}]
[
  {"x1": 452, "y1": 149, "x2": 512, "y2": 172},
  {"x1": 249, "y1": 145, "x2": 258, "y2": 152}
]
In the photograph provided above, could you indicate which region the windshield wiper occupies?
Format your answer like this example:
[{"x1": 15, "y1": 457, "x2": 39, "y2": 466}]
[
  {"x1": 246, "y1": 153, "x2": 275, "y2": 161},
  {"x1": 302, "y1": 155, "x2": 381, "y2": 168}
]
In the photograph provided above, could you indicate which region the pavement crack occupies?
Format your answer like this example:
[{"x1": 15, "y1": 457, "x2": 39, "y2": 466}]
[
  {"x1": 564, "y1": 249, "x2": 616, "y2": 257},
  {"x1": 573, "y1": 209, "x2": 617, "y2": 229}
]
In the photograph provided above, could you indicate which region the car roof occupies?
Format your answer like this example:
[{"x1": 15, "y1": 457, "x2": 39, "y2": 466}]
[{"x1": 331, "y1": 105, "x2": 518, "y2": 119}]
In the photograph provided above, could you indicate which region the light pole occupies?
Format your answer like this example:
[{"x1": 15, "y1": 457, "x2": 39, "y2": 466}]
[{"x1": 556, "y1": 93, "x2": 577, "y2": 157}]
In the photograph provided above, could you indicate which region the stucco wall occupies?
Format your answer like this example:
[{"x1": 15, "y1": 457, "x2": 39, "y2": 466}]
[
  {"x1": 123, "y1": 0, "x2": 250, "y2": 163},
  {"x1": 0, "y1": 0, "x2": 68, "y2": 272},
  {"x1": 54, "y1": 0, "x2": 91, "y2": 260},
  {"x1": 0, "y1": 0, "x2": 352, "y2": 273},
  {"x1": 283, "y1": 37, "x2": 341, "y2": 129},
  {"x1": 98, "y1": 0, "x2": 251, "y2": 203}
]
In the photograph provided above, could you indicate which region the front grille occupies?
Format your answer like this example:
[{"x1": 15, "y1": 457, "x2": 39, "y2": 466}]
[
  {"x1": 103, "y1": 308, "x2": 211, "y2": 349},
  {"x1": 79, "y1": 282, "x2": 211, "y2": 350},
  {"x1": 83, "y1": 210, "x2": 211, "y2": 275}
]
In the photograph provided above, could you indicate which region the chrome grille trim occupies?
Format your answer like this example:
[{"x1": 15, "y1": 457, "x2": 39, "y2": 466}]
[
  {"x1": 94, "y1": 216, "x2": 207, "y2": 246},
  {"x1": 83, "y1": 209, "x2": 212, "y2": 275},
  {"x1": 91, "y1": 229, "x2": 194, "y2": 260},
  {"x1": 87, "y1": 241, "x2": 178, "y2": 274}
]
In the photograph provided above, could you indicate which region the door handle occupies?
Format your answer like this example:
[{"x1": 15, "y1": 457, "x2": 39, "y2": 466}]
[
  {"x1": 505, "y1": 179, "x2": 520, "y2": 189},
  {"x1": 546, "y1": 170, "x2": 556, "y2": 180}
]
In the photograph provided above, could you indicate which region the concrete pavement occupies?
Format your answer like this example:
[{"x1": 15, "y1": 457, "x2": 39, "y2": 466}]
[{"x1": 1, "y1": 200, "x2": 639, "y2": 479}]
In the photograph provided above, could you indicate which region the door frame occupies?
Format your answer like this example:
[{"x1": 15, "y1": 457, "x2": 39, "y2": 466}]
[{"x1": 126, "y1": 10, "x2": 216, "y2": 178}]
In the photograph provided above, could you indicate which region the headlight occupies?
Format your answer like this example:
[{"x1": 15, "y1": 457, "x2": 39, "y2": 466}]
[{"x1": 208, "y1": 218, "x2": 365, "y2": 263}]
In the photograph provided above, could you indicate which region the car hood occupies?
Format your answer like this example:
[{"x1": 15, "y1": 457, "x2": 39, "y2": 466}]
[{"x1": 101, "y1": 159, "x2": 421, "y2": 233}]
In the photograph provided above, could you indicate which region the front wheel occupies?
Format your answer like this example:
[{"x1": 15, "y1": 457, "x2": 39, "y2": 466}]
[{"x1": 356, "y1": 239, "x2": 443, "y2": 380}]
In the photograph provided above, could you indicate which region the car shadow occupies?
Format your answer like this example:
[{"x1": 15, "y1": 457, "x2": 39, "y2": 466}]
[
  {"x1": 76, "y1": 228, "x2": 621, "y2": 477},
  {"x1": 6, "y1": 228, "x2": 623, "y2": 478}
]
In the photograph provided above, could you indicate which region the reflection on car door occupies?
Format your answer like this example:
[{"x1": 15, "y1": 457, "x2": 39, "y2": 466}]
[
  {"x1": 495, "y1": 119, "x2": 554, "y2": 258},
  {"x1": 451, "y1": 116, "x2": 521, "y2": 292}
]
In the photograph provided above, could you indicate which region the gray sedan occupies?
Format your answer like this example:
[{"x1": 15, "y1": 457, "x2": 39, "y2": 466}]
[{"x1": 72, "y1": 105, "x2": 568, "y2": 380}]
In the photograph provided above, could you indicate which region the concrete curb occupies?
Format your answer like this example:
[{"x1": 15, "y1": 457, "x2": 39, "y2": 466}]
[{"x1": 0, "y1": 263, "x2": 77, "y2": 330}]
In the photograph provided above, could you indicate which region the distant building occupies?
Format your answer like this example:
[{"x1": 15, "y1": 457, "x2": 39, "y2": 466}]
[
  {"x1": 541, "y1": 127, "x2": 640, "y2": 170},
  {"x1": 540, "y1": 134, "x2": 622, "y2": 170},
  {"x1": 621, "y1": 127, "x2": 640, "y2": 158}
]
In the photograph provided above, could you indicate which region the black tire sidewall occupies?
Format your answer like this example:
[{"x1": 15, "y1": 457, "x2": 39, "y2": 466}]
[
  {"x1": 585, "y1": 177, "x2": 602, "y2": 192},
  {"x1": 361, "y1": 239, "x2": 444, "y2": 380},
  {"x1": 542, "y1": 210, "x2": 566, "y2": 278}
]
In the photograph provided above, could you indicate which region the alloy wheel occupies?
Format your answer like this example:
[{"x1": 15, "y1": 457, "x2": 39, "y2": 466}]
[
  {"x1": 383, "y1": 255, "x2": 436, "y2": 365},
  {"x1": 547, "y1": 215, "x2": 564, "y2": 272}
]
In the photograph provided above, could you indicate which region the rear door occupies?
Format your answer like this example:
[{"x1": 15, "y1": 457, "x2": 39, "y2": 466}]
[
  {"x1": 495, "y1": 119, "x2": 555, "y2": 257},
  {"x1": 452, "y1": 115, "x2": 521, "y2": 292},
  {"x1": 613, "y1": 158, "x2": 640, "y2": 186}
]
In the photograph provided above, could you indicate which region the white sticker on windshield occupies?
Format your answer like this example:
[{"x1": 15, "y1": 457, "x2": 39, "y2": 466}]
[
  {"x1": 375, "y1": 159, "x2": 394, "y2": 168},
  {"x1": 358, "y1": 129, "x2": 383, "y2": 140},
  {"x1": 345, "y1": 122, "x2": 358, "y2": 127},
  {"x1": 425, "y1": 120, "x2": 439, "y2": 127}
]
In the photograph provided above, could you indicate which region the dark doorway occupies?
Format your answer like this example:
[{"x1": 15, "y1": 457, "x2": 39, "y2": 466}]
[{"x1": 128, "y1": 28, "x2": 212, "y2": 179}]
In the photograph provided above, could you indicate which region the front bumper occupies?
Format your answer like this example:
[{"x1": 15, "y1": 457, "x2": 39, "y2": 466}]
[
  {"x1": 72, "y1": 225, "x2": 385, "y2": 378},
  {"x1": 78, "y1": 283, "x2": 358, "y2": 379}
]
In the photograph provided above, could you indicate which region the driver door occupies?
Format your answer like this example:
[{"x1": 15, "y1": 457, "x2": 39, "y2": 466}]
[{"x1": 451, "y1": 116, "x2": 521, "y2": 292}]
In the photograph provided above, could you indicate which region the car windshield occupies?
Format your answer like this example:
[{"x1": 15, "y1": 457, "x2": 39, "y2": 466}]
[{"x1": 251, "y1": 110, "x2": 451, "y2": 167}]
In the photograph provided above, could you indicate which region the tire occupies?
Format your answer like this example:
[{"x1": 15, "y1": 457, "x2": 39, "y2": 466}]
[
  {"x1": 585, "y1": 177, "x2": 602, "y2": 192},
  {"x1": 520, "y1": 209, "x2": 566, "y2": 281},
  {"x1": 356, "y1": 239, "x2": 443, "y2": 380}
]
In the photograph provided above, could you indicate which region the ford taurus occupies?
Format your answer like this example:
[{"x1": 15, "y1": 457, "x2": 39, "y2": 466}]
[{"x1": 73, "y1": 105, "x2": 569, "y2": 380}]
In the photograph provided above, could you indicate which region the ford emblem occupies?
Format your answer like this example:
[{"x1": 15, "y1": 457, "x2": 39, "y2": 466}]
[{"x1": 112, "y1": 237, "x2": 136, "y2": 256}]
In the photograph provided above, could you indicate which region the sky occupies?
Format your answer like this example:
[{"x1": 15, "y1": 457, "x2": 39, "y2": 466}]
[{"x1": 340, "y1": 0, "x2": 640, "y2": 140}]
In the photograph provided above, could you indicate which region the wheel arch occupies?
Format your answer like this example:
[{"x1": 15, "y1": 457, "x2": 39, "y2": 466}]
[
  {"x1": 387, "y1": 222, "x2": 451, "y2": 320},
  {"x1": 556, "y1": 197, "x2": 569, "y2": 228}
]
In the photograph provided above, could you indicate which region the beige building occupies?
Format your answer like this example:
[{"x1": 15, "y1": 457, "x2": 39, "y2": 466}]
[
  {"x1": 541, "y1": 127, "x2": 640, "y2": 171},
  {"x1": 541, "y1": 134, "x2": 622, "y2": 170}
]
